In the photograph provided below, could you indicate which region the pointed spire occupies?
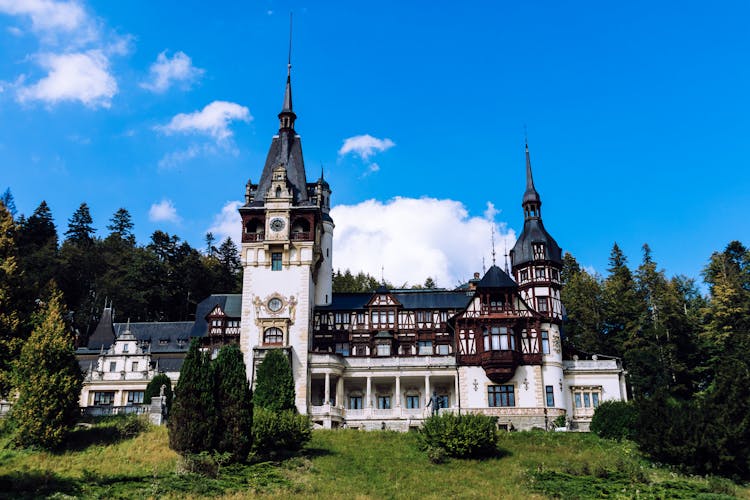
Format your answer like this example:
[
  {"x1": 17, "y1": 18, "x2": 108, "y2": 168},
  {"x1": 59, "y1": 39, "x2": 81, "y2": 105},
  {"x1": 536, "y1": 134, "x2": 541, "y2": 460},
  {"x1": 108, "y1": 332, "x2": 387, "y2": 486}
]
[
  {"x1": 522, "y1": 139, "x2": 542, "y2": 220},
  {"x1": 278, "y1": 13, "x2": 296, "y2": 130}
]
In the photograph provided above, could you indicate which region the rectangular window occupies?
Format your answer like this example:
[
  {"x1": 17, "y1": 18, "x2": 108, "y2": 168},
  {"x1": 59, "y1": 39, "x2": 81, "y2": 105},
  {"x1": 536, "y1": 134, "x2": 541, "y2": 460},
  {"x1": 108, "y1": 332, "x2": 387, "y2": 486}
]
[
  {"x1": 592, "y1": 393, "x2": 600, "y2": 408},
  {"x1": 537, "y1": 296, "x2": 549, "y2": 313},
  {"x1": 127, "y1": 391, "x2": 144, "y2": 404},
  {"x1": 123, "y1": 343, "x2": 129, "y2": 353},
  {"x1": 376, "y1": 344, "x2": 391, "y2": 356},
  {"x1": 575, "y1": 392, "x2": 582, "y2": 408},
  {"x1": 488, "y1": 385, "x2": 515, "y2": 407},
  {"x1": 551, "y1": 269, "x2": 560, "y2": 281},
  {"x1": 335, "y1": 342, "x2": 350, "y2": 356},
  {"x1": 349, "y1": 396, "x2": 362, "y2": 409},
  {"x1": 541, "y1": 331, "x2": 550, "y2": 354},
  {"x1": 109, "y1": 361, "x2": 117, "y2": 372},
  {"x1": 583, "y1": 392, "x2": 591, "y2": 408},
  {"x1": 356, "y1": 313, "x2": 366, "y2": 324},
  {"x1": 271, "y1": 252, "x2": 282, "y2": 271},
  {"x1": 535, "y1": 267, "x2": 546, "y2": 279},
  {"x1": 437, "y1": 344, "x2": 450, "y2": 355},
  {"x1": 406, "y1": 395, "x2": 420, "y2": 409},
  {"x1": 520, "y1": 269, "x2": 529, "y2": 282},
  {"x1": 418, "y1": 341, "x2": 433, "y2": 355},
  {"x1": 131, "y1": 361, "x2": 138, "y2": 372},
  {"x1": 377, "y1": 396, "x2": 391, "y2": 409},
  {"x1": 93, "y1": 391, "x2": 115, "y2": 405},
  {"x1": 545, "y1": 385, "x2": 555, "y2": 407}
]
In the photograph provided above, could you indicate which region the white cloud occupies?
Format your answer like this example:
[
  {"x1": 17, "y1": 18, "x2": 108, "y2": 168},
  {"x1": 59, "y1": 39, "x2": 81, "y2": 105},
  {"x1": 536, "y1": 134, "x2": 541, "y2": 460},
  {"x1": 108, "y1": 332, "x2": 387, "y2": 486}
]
[
  {"x1": 331, "y1": 197, "x2": 516, "y2": 288},
  {"x1": 141, "y1": 50, "x2": 204, "y2": 93},
  {"x1": 16, "y1": 50, "x2": 116, "y2": 108},
  {"x1": 0, "y1": 0, "x2": 88, "y2": 35},
  {"x1": 158, "y1": 101, "x2": 251, "y2": 141},
  {"x1": 7, "y1": 26, "x2": 23, "y2": 36},
  {"x1": 338, "y1": 134, "x2": 395, "y2": 160},
  {"x1": 207, "y1": 200, "x2": 242, "y2": 244},
  {"x1": 149, "y1": 199, "x2": 180, "y2": 223}
]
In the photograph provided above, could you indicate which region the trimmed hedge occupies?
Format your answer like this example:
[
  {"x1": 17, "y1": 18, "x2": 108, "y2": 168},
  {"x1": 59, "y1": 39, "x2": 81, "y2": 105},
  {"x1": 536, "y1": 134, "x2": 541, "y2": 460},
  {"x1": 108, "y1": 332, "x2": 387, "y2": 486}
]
[
  {"x1": 252, "y1": 407, "x2": 311, "y2": 458},
  {"x1": 419, "y1": 413, "x2": 499, "y2": 458},
  {"x1": 590, "y1": 400, "x2": 637, "y2": 441}
]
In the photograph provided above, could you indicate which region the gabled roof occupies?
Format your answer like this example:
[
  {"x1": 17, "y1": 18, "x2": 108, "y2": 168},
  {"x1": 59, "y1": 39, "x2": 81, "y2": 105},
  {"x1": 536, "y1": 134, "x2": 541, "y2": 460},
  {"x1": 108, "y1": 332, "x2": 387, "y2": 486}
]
[
  {"x1": 317, "y1": 291, "x2": 472, "y2": 312},
  {"x1": 87, "y1": 307, "x2": 115, "y2": 350},
  {"x1": 190, "y1": 294, "x2": 242, "y2": 338},
  {"x1": 477, "y1": 265, "x2": 517, "y2": 289}
]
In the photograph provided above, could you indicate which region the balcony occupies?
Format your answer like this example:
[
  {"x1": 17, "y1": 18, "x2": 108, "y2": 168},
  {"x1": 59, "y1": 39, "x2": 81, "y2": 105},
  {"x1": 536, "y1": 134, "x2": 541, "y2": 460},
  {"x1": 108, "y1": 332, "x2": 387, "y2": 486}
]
[
  {"x1": 242, "y1": 232, "x2": 264, "y2": 243},
  {"x1": 291, "y1": 231, "x2": 311, "y2": 241},
  {"x1": 81, "y1": 404, "x2": 149, "y2": 417},
  {"x1": 479, "y1": 350, "x2": 522, "y2": 383}
]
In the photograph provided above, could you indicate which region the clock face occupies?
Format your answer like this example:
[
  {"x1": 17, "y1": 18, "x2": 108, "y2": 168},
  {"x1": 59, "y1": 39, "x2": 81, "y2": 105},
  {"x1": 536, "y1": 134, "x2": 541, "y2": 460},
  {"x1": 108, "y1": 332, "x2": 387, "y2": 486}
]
[
  {"x1": 270, "y1": 217, "x2": 286, "y2": 232},
  {"x1": 267, "y1": 298, "x2": 283, "y2": 312}
]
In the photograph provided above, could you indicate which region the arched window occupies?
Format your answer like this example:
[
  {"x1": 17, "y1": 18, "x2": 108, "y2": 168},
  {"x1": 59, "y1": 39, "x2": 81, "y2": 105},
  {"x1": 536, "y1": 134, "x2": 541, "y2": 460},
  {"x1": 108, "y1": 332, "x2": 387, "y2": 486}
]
[
  {"x1": 264, "y1": 327, "x2": 283, "y2": 345},
  {"x1": 275, "y1": 186, "x2": 282, "y2": 198}
]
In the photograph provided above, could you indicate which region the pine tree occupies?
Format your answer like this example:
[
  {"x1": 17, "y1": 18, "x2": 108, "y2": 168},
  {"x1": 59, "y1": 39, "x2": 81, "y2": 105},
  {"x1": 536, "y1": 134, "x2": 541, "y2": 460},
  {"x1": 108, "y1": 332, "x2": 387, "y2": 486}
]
[
  {"x1": 64, "y1": 202, "x2": 96, "y2": 245},
  {"x1": 254, "y1": 349, "x2": 296, "y2": 412},
  {"x1": 213, "y1": 344, "x2": 253, "y2": 462},
  {"x1": 168, "y1": 340, "x2": 216, "y2": 455},
  {"x1": 106, "y1": 208, "x2": 135, "y2": 243},
  {"x1": 602, "y1": 243, "x2": 646, "y2": 358},
  {"x1": 216, "y1": 237, "x2": 241, "y2": 293},
  {"x1": 560, "y1": 252, "x2": 605, "y2": 354},
  {"x1": 10, "y1": 288, "x2": 82, "y2": 449},
  {"x1": 0, "y1": 201, "x2": 21, "y2": 396},
  {"x1": 1, "y1": 188, "x2": 17, "y2": 219}
]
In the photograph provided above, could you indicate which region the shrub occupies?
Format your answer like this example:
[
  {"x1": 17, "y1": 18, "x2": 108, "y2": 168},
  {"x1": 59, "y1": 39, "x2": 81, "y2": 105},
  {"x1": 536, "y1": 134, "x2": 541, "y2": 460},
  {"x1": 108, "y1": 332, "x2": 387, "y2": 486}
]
[
  {"x1": 426, "y1": 445, "x2": 448, "y2": 464},
  {"x1": 176, "y1": 452, "x2": 219, "y2": 478},
  {"x1": 590, "y1": 400, "x2": 637, "y2": 441},
  {"x1": 116, "y1": 414, "x2": 148, "y2": 440},
  {"x1": 253, "y1": 349, "x2": 295, "y2": 412},
  {"x1": 213, "y1": 344, "x2": 253, "y2": 462},
  {"x1": 419, "y1": 413, "x2": 499, "y2": 458},
  {"x1": 144, "y1": 373, "x2": 173, "y2": 413},
  {"x1": 252, "y1": 407, "x2": 311, "y2": 459}
]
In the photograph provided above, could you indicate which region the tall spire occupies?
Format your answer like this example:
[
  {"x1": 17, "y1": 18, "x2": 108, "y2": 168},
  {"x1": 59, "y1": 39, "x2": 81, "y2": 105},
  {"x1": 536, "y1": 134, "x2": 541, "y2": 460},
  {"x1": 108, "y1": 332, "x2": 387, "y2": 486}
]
[
  {"x1": 278, "y1": 13, "x2": 296, "y2": 130},
  {"x1": 522, "y1": 140, "x2": 542, "y2": 220}
]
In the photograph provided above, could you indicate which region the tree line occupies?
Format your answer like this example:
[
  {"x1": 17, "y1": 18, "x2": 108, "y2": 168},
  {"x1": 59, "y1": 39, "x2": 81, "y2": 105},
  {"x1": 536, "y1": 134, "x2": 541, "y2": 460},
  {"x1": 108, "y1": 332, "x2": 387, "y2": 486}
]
[
  {"x1": 0, "y1": 193, "x2": 242, "y2": 395},
  {"x1": 564, "y1": 240, "x2": 750, "y2": 478}
]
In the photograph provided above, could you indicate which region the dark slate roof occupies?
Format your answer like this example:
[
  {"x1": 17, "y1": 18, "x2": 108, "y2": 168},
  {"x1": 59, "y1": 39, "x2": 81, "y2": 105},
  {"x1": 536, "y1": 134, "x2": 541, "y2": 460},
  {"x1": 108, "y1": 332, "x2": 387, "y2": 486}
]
[
  {"x1": 253, "y1": 132, "x2": 308, "y2": 205},
  {"x1": 154, "y1": 357, "x2": 185, "y2": 372},
  {"x1": 87, "y1": 307, "x2": 115, "y2": 350},
  {"x1": 523, "y1": 144, "x2": 541, "y2": 205},
  {"x1": 190, "y1": 294, "x2": 242, "y2": 338},
  {"x1": 114, "y1": 322, "x2": 192, "y2": 352},
  {"x1": 317, "y1": 291, "x2": 471, "y2": 312},
  {"x1": 477, "y1": 265, "x2": 517, "y2": 289},
  {"x1": 510, "y1": 218, "x2": 563, "y2": 267}
]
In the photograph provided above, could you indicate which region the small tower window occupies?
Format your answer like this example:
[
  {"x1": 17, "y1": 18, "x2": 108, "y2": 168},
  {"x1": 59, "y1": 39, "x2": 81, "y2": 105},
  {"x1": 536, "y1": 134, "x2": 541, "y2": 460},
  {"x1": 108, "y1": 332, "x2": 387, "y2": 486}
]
[
  {"x1": 533, "y1": 243, "x2": 545, "y2": 260},
  {"x1": 263, "y1": 327, "x2": 283, "y2": 345},
  {"x1": 271, "y1": 252, "x2": 282, "y2": 271},
  {"x1": 275, "y1": 186, "x2": 282, "y2": 198}
]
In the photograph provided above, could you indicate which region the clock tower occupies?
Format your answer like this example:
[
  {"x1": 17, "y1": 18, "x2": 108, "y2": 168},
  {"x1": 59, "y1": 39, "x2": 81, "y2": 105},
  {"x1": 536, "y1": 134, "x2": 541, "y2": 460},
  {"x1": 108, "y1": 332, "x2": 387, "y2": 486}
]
[{"x1": 238, "y1": 62, "x2": 333, "y2": 413}]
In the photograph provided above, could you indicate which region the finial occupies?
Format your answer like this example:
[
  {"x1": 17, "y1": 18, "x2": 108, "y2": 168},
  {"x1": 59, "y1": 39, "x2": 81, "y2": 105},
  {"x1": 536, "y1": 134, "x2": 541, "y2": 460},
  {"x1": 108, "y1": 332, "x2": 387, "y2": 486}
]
[
  {"x1": 504, "y1": 241, "x2": 510, "y2": 274},
  {"x1": 524, "y1": 124, "x2": 528, "y2": 149},
  {"x1": 288, "y1": 12, "x2": 293, "y2": 74},
  {"x1": 491, "y1": 224, "x2": 497, "y2": 266}
]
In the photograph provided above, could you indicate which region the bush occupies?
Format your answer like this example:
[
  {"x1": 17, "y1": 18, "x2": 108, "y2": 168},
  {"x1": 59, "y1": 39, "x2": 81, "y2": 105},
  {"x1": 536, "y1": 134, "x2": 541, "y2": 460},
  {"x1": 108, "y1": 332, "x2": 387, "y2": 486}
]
[
  {"x1": 419, "y1": 413, "x2": 499, "y2": 458},
  {"x1": 253, "y1": 349, "x2": 295, "y2": 412},
  {"x1": 590, "y1": 400, "x2": 637, "y2": 441},
  {"x1": 213, "y1": 344, "x2": 253, "y2": 462},
  {"x1": 252, "y1": 407, "x2": 311, "y2": 459},
  {"x1": 176, "y1": 452, "x2": 219, "y2": 478},
  {"x1": 144, "y1": 373, "x2": 173, "y2": 413},
  {"x1": 115, "y1": 414, "x2": 148, "y2": 440}
]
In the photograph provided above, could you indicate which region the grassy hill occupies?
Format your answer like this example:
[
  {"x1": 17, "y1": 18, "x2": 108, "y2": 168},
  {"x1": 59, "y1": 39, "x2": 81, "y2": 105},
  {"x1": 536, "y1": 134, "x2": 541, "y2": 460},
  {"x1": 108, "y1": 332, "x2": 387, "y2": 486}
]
[{"x1": 0, "y1": 420, "x2": 747, "y2": 499}]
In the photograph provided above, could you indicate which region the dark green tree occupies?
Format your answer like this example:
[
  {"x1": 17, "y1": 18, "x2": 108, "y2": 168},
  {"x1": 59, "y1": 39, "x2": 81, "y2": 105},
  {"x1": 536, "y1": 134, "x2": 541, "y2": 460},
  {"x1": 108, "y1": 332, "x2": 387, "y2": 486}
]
[
  {"x1": 168, "y1": 340, "x2": 216, "y2": 455},
  {"x1": 560, "y1": 252, "x2": 605, "y2": 354},
  {"x1": 215, "y1": 237, "x2": 241, "y2": 293},
  {"x1": 213, "y1": 344, "x2": 253, "y2": 461},
  {"x1": 0, "y1": 201, "x2": 21, "y2": 396},
  {"x1": 144, "y1": 373, "x2": 173, "y2": 412},
  {"x1": 10, "y1": 288, "x2": 82, "y2": 449},
  {"x1": 254, "y1": 349, "x2": 295, "y2": 412},
  {"x1": 1, "y1": 188, "x2": 17, "y2": 219},
  {"x1": 107, "y1": 208, "x2": 135, "y2": 243},
  {"x1": 64, "y1": 202, "x2": 96, "y2": 245},
  {"x1": 205, "y1": 232, "x2": 216, "y2": 256}
]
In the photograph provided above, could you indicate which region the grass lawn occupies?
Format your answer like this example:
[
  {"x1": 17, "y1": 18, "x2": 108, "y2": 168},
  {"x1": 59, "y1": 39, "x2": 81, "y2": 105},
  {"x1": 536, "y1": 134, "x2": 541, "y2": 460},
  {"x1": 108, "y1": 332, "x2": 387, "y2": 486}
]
[{"x1": 0, "y1": 419, "x2": 747, "y2": 499}]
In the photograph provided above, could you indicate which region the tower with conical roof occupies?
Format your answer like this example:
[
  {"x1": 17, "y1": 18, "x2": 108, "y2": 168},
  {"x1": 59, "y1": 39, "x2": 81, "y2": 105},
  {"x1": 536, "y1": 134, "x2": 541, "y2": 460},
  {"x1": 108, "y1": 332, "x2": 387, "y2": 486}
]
[{"x1": 238, "y1": 49, "x2": 334, "y2": 414}]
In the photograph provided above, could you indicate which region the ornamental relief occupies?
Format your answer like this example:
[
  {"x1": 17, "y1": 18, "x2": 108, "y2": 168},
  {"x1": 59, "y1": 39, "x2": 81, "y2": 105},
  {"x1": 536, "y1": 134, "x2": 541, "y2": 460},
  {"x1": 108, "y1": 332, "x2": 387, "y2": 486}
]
[
  {"x1": 552, "y1": 333, "x2": 561, "y2": 354},
  {"x1": 252, "y1": 294, "x2": 297, "y2": 324}
]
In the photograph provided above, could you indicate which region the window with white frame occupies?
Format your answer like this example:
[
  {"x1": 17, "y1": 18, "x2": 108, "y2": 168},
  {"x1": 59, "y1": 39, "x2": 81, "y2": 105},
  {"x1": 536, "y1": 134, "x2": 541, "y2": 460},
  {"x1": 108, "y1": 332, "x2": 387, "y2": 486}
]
[
  {"x1": 263, "y1": 327, "x2": 283, "y2": 345},
  {"x1": 127, "y1": 391, "x2": 144, "y2": 404},
  {"x1": 94, "y1": 391, "x2": 115, "y2": 405},
  {"x1": 572, "y1": 387, "x2": 601, "y2": 413}
]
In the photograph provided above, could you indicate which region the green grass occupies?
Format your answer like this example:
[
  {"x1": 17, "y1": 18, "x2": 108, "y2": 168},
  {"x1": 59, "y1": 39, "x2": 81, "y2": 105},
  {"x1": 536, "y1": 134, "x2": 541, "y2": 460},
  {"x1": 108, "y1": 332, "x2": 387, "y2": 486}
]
[{"x1": 0, "y1": 421, "x2": 748, "y2": 499}]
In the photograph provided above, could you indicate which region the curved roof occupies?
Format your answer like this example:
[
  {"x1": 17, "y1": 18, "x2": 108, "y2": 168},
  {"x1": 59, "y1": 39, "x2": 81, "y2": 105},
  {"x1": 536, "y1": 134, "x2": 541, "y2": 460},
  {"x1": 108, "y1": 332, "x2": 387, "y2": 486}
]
[
  {"x1": 510, "y1": 218, "x2": 563, "y2": 267},
  {"x1": 477, "y1": 265, "x2": 517, "y2": 289}
]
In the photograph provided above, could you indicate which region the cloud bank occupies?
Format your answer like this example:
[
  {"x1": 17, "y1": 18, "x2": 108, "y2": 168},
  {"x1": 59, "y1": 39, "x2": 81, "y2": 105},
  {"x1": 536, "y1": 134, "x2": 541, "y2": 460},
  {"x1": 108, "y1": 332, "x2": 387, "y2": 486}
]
[{"x1": 159, "y1": 101, "x2": 251, "y2": 141}]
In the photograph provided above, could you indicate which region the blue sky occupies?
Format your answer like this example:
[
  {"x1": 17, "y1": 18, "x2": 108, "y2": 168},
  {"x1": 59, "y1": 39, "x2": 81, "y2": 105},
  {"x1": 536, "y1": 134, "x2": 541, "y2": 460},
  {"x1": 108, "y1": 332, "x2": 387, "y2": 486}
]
[{"x1": 1, "y1": 1, "x2": 748, "y2": 288}]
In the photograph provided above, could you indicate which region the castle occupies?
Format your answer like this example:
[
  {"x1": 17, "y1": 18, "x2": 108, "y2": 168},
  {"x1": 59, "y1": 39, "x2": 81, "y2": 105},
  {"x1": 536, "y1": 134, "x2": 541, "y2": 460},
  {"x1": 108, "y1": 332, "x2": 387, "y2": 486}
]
[{"x1": 77, "y1": 63, "x2": 627, "y2": 431}]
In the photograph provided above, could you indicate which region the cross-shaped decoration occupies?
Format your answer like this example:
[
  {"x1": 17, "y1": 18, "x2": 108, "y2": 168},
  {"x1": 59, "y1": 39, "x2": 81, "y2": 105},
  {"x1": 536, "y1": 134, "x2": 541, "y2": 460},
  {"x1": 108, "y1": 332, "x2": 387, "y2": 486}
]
[{"x1": 472, "y1": 379, "x2": 479, "y2": 392}]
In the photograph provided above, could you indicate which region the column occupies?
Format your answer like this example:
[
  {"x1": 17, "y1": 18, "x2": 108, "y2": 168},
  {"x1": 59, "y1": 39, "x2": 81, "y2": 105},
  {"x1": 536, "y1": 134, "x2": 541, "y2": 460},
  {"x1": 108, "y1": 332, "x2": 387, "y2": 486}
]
[
  {"x1": 454, "y1": 373, "x2": 460, "y2": 408},
  {"x1": 324, "y1": 372, "x2": 331, "y2": 405},
  {"x1": 395, "y1": 376, "x2": 401, "y2": 407},
  {"x1": 366, "y1": 376, "x2": 372, "y2": 408},
  {"x1": 424, "y1": 374, "x2": 431, "y2": 406},
  {"x1": 336, "y1": 375, "x2": 344, "y2": 408}
]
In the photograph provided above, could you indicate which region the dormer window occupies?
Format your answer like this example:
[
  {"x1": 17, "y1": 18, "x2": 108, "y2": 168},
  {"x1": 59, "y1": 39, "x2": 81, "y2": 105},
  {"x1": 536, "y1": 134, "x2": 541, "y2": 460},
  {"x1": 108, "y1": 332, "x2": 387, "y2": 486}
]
[
  {"x1": 533, "y1": 243, "x2": 545, "y2": 260},
  {"x1": 275, "y1": 186, "x2": 282, "y2": 198}
]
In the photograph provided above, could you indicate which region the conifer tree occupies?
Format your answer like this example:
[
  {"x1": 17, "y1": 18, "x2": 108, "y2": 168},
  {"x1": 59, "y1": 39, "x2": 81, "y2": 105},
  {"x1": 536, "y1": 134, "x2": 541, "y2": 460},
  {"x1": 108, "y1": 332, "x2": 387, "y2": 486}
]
[
  {"x1": 106, "y1": 208, "x2": 135, "y2": 243},
  {"x1": 213, "y1": 344, "x2": 253, "y2": 461},
  {"x1": 10, "y1": 288, "x2": 82, "y2": 449},
  {"x1": 144, "y1": 373, "x2": 173, "y2": 411},
  {"x1": 168, "y1": 340, "x2": 216, "y2": 455},
  {"x1": 64, "y1": 202, "x2": 96, "y2": 245},
  {"x1": 0, "y1": 201, "x2": 21, "y2": 396},
  {"x1": 560, "y1": 252, "x2": 605, "y2": 354},
  {"x1": 1, "y1": 188, "x2": 17, "y2": 219},
  {"x1": 254, "y1": 349, "x2": 296, "y2": 412},
  {"x1": 216, "y1": 237, "x2": 241, "y2": 293}
]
